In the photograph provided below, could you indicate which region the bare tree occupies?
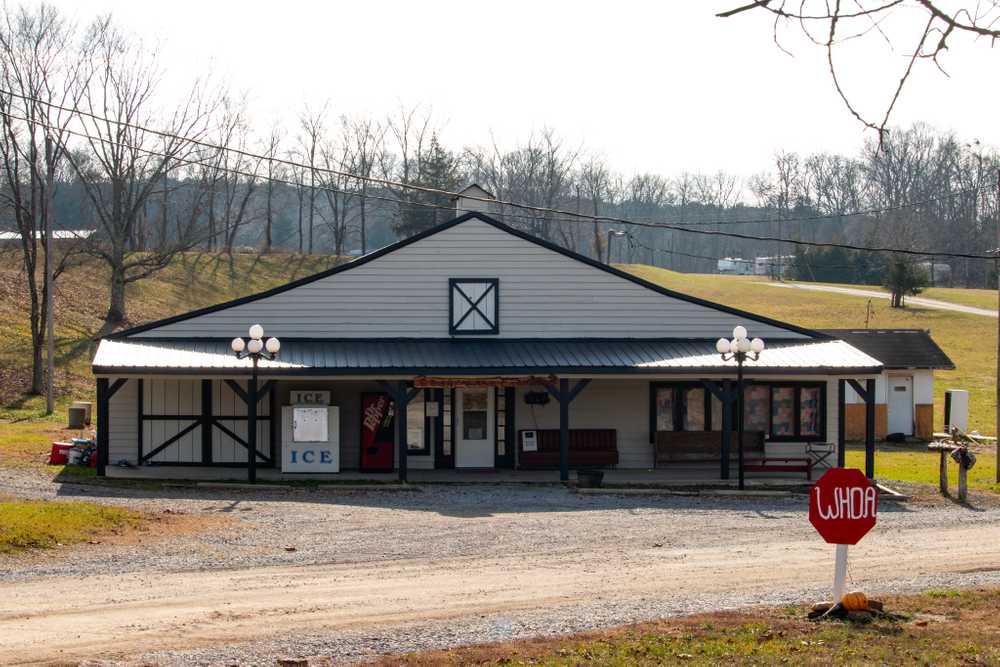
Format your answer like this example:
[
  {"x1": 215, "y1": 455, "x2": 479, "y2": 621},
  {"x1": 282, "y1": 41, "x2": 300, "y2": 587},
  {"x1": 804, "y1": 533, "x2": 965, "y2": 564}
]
[
  {"x1": 0, "y1": 3, "x2": 86, "y2": 395},
  {"x1": 296, "y1": 103, "x2": 327, "y2": 254},
  {"x1": 718, "y1": 1, "x2": 1000, "y2": 141},
  {"x1": 66, "y1": 18, "x2": 220, "y2": 331}
]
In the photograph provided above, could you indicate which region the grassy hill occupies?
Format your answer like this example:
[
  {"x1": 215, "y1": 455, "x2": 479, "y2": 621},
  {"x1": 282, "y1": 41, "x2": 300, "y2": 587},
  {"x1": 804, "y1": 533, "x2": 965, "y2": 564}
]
[
  {"x1": 0, "y1": 251, "x2": 339, "y2": 416},
  {"x1": 622, "y1": 265, "x2": 996, "y2": 435},
  {"x1": 0, "y1": 253, "x2": 994, "y2": 435}
]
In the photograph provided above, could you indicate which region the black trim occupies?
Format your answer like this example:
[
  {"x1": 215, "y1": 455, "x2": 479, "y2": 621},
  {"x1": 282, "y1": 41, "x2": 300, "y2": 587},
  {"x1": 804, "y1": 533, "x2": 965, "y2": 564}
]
[
  {"x1": 650, "y1": 381, "x2": 716, "y2": 433},
  {"x1": 201, "y1": 379, "x2": 212, "y2": 464},
  {"x1": 137, "y1": 378, "x2": 144, "y2": 463},
  {"x1": 105, "y1": 212, "x2": 827, "y2": 340},
  {"x1": 449, "y1": 278, "x2": 499, "y2": 336},
  {"x1": 141, "y1": 420, "x2": 200, "y2": 462}
]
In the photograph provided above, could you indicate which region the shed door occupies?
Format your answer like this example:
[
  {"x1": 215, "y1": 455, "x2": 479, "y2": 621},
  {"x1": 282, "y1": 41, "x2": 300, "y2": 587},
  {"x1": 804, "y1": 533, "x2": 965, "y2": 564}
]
[{"x1": 888, "y1": 377, "x2": 913, "y2": 436}]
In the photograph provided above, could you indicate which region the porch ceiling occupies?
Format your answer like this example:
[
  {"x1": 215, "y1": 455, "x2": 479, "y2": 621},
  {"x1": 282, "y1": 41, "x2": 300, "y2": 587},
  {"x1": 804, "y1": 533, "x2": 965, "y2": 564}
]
[{"x1": 92, "y1": 337, "x2": 883, "y2": 376}]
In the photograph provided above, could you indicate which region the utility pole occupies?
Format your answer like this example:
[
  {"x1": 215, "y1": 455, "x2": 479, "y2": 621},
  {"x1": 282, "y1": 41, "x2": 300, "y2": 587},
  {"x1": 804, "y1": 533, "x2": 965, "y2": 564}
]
[
  {"x1": 44, "y1": 135, "x2": 55, "y2": 415},
  {"x1": 995, "y1": 168, "x2": 999, "y2": 483}
]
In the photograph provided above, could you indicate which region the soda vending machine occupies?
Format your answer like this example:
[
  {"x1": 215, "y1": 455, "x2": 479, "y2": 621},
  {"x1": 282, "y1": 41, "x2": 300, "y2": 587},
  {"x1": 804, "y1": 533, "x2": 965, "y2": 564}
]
[{"x1": 360, "y1": 392, "x2": 395, "y2": 472}]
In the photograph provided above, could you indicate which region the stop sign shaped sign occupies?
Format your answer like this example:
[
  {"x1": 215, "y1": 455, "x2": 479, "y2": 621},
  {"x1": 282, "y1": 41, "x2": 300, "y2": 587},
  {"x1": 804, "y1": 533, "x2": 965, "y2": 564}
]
[{"x1": 809, "y1": 467, "x2": 878, "y2": 545}]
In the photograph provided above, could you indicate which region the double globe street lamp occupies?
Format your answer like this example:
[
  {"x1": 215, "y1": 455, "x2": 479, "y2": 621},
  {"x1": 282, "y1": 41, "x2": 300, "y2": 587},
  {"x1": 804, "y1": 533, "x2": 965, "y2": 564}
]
[
  {"x1": 716, "y1": 326, "x2": 765, "y2": 490},
  {"x1": 231, "y1": 324, "x2": 280, "y2": 482}
]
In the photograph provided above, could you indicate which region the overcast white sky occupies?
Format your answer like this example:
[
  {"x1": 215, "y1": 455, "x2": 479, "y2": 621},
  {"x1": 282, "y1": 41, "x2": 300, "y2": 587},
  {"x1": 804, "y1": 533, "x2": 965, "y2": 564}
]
[{"x1": 44, "y1": 0, "x2": 1000, "y2": 177}]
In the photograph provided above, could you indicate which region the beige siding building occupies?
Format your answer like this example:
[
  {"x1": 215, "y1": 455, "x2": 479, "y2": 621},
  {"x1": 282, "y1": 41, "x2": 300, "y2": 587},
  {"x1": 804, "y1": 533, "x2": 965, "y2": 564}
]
[{"x1": 93, "y1": 190, "x2": 892, "y2": 485}]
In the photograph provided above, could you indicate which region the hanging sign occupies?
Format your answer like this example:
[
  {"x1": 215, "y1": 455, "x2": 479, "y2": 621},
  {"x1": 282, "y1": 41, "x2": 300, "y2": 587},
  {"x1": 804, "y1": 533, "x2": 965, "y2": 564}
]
[{"x1": 414, "y1": 375, "x2": 556, "y2": 389}]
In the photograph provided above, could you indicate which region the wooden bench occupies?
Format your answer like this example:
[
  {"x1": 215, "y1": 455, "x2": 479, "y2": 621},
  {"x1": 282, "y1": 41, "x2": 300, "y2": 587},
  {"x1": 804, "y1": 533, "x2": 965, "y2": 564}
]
[
  {"x1": 517, "y1": 429, "x2": 618, "y2": 469},
  {"x1": 743, "y1": 457, "x2": 814, "y2": 480},
  {"x1": 655, "y1": 431, "x2": 765, "y2": 466}
]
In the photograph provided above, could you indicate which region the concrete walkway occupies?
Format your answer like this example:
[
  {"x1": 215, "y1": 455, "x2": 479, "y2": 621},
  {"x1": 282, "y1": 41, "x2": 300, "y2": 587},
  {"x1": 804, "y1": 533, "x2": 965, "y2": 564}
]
[{"x1": 764, "y1": 282, "x2": 997, "y2": 318}]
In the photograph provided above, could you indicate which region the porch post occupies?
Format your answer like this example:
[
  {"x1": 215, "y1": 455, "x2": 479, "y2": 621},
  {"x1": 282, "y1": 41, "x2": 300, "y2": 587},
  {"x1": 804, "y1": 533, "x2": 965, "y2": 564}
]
[
  {"x1": 96, "y1": 377, "x2": 109, "y2": 477},
  {"x1": 837, "y1": 379, "x2": 846, "y2": 468},
  {"x1": 865, "y1": 377, "x2": 876, "y2": 479},
  {"x1": 397, "y1": 380, "x2": 408, "y2": 483},
  {"x1": 247, "y1": 361, "x2": 258, "y2": 483},
  {"x1": 544, "y1": 378, "x2": 590, "y2": 482},
  {"x1": 720, "y1": 380, "x2": 732, "y2": 480}
]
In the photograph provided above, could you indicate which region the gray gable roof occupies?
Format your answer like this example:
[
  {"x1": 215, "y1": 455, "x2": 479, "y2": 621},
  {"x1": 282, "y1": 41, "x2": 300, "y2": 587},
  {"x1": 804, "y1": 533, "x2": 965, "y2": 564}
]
[
  {"x1": 822, "y1": 329, "x2": 955, "y2": 370},
  {"x1": 107, "y1": 212, "x2": 826, "y2": 340}
]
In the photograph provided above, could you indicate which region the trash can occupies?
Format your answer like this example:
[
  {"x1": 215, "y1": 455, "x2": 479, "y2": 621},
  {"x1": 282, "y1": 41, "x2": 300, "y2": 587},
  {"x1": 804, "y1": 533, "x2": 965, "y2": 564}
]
[{"x1": 67, "y1": 405, "x2": 87, "y2": 429}]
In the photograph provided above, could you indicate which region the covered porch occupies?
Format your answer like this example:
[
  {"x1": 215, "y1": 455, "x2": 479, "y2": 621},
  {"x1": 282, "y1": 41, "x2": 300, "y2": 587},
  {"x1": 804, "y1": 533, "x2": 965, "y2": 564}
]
[{"x1": 92, "y1": 336, "x2": 884, "y2": 485}]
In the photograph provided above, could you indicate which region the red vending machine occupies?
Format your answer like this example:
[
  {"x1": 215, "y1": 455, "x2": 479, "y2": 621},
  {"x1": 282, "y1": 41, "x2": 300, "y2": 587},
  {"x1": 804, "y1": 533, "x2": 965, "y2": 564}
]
[{"x1": 360, "y1": 392, "x2": 395, "y2": 472}]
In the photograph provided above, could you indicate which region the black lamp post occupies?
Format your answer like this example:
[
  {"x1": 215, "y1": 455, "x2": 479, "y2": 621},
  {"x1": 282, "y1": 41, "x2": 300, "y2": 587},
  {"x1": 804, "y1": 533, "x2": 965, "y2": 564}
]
[
  {"x1": 716, "y1": 325, "x2": 764, "y2": 490},
  {"x1": 231, "y1": 324, "x2": 280, "y2": 483}
]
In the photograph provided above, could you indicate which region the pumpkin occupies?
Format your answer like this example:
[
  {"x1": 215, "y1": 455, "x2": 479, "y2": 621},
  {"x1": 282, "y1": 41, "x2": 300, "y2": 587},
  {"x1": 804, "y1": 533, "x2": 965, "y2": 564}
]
[{"x1": 841, "y1": 590, "x2": 869, "y2": 611}]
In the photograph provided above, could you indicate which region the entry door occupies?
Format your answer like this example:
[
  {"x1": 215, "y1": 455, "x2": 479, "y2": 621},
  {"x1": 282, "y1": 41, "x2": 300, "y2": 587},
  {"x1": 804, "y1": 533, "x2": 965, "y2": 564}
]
[
  {"x1": 887, "y1": 377, "x2": 913, "y2": 436},
  {"x1": 455, "y1": 387, "x2": 494, "y2": 468}
]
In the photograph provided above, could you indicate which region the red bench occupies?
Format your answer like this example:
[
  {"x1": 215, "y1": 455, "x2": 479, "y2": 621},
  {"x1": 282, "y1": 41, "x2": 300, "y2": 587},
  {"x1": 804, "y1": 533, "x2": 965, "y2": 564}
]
[
  {"x1": 743, "y1": 457, "x2": 814, "y2": 480},
  {"x1": 517, "y1": 429, "x2": 618, "y2": 469}
]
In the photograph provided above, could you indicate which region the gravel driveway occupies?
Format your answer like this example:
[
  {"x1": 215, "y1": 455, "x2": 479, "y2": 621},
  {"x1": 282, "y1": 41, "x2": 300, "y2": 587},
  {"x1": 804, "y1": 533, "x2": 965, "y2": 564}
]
[{"x1": 2, "y1": 468, "x2": 1000, "y2": 665}]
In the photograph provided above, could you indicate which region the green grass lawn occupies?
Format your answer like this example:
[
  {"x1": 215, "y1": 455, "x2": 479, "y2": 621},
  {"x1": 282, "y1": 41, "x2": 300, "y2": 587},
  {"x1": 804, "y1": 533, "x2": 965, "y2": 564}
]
[
  {"x1": 0, "y1": 498, "x2": 142, "y2": 554},
  {"x1": 380, "y1": 588, "x2": 1000, "y2": 666},
  {"x1": 845, "y1": 447, "x2": 1000, "y2": 494},
  {"x1": 622, "y1": 265, "x2": 997, "y2": 436}
]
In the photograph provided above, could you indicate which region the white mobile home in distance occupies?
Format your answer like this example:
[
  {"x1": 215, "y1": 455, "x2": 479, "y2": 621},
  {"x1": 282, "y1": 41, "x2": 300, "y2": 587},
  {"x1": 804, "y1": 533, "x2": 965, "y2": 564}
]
[{"x1": 92, "y1": 187, "x2": 887, "y2": 484}]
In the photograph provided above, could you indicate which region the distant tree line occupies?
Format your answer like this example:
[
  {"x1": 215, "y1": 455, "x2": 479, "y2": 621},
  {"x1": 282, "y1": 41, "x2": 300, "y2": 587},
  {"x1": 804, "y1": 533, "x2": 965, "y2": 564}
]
[{"x1": 1, "y1": 3, "x2": 998, "y2": 398}]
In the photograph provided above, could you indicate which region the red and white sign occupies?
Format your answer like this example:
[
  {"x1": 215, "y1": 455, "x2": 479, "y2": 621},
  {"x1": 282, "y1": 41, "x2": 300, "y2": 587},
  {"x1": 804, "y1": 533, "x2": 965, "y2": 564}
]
[{"x1": 809, "y1": 467, "x2": 878, "y2": 545}]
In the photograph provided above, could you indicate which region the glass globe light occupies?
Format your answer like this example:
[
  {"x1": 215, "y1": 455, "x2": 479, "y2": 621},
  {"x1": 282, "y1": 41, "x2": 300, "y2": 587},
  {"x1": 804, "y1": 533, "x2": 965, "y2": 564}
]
[
  {"x1": 248, "y1": 324, "x2": 264, "y2": 340},
  {"x1": 265, "y1": 337, "x2": 280, "y2": 354},
  {"x1": 247, "y1": 338, "x2": 264, "y2": 354},
  {"x1": 737, "y1": 337, "x2": 751, "y2": 353},
  {"x1": 230, "y1": 337, "x2": 246, "y2": 353},
  {"x1": 732, "y1": 325, "x2": 748, "y2": 340},
  {"x1": 750, "y1": 338, "x2": 765, "y2": 354},
  {"x1": 716, "y1": 337, "x2": 730, "y2": 354}
]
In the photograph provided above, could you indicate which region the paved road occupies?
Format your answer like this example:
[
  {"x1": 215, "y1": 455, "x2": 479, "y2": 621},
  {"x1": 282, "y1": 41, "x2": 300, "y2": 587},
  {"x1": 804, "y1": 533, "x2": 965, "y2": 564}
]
[
  {"x1": 765, "y1": 282, "x2": 997, "y2": 318},
  {"x1": 2, "y1": 477, "x2": 1000, "y2": 665}
]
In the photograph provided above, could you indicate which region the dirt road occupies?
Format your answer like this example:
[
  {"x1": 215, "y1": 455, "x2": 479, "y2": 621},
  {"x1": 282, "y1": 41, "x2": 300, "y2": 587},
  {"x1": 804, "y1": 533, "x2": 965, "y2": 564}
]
[
  {"x1": 764, "y1": 281, "x2": 998, "y2": 317},
  {"x1": 3, "y1": 483, "x2": 1000, "y2": 665}
]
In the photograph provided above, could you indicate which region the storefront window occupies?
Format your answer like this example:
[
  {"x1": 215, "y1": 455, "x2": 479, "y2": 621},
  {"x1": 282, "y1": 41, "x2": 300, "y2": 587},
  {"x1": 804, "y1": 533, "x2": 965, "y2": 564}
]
[
  {"x1": 406, "y1": 392, "x2": 426, "y2": 452},
  {"x1": 655, "y1": 387, "x2": 674, "y2": 431},
  {"x1": 743, "y1": 385, "x2": 769, "y2": 432},
  {"x1": 771, "y1": 387, "x2": 795, "y2": 436},
  {"x1": 800, "y1": 386, "x2": 821, "y2": 436},
  {"x1": 683, "y1": 388, "x2": 705, "y2": 431}
]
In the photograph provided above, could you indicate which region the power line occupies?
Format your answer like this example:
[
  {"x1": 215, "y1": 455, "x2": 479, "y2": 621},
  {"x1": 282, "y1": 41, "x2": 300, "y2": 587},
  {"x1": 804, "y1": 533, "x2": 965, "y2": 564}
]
[
  {"x1": 2, "y1": 93, "x2": 996, "y2": 261},
  {"x1": 6, "y1": 87, "x2": 982, "y2": 228}
]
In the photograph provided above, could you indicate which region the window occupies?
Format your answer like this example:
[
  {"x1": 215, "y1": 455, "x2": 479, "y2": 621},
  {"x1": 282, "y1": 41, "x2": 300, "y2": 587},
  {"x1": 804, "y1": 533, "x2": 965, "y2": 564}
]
[
  {"x1": 743, "y1": 383, "x2": 826, "y2": 441},
  {"x1": 406, "y1": 389, "x2": 434, "y2": 455},
  {"x1": 652, "y1": 382, "x2": 826, "y2": 441},
  {"x1": 449, "y1": 278, "x2": 499, "y2": 335},
  {"x1": 653, "y1": 383, "x2": 711, "y2": 434},
  {"x1": 462, "y1": 388, "x2": 488, "y2": 440}
]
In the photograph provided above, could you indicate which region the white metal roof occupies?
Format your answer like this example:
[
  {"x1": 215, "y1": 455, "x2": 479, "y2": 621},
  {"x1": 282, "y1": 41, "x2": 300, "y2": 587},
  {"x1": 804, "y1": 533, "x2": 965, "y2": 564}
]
[{"x1": 93, "y1": 337, "x2": 882, "y2": 375}]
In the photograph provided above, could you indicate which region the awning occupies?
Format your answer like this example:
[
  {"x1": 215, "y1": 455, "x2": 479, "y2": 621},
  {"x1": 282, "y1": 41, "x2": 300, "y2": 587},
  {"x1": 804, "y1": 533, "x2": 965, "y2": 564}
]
[{"x1": 93, "y1": 337, "x2": 883, "y2": 376}]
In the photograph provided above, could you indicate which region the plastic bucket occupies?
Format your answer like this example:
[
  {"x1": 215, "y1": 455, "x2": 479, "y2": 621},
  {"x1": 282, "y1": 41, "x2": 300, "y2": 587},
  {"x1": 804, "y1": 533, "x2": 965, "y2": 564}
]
[{"x1": 49, "y1": 442, "x2": 73, "y2": 465}]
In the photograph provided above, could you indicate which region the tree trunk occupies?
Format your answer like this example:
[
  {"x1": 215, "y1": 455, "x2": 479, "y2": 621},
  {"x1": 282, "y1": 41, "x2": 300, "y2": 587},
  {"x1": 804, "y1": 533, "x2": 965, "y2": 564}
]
[{"x1": 104, "y1": 243, "x2": 127, "y2": 331}]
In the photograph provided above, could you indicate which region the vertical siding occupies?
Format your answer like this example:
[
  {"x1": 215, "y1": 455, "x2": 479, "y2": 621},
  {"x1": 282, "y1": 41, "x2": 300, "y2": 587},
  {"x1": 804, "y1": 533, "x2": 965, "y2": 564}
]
[
  {"x1": 108, "y1": 379, "x2": 138, "y2": 464},
  {"x1": 135, "y1": 219, "x2": 810, "y2": 340},
  {"x1": 143, "y1": 379, "x2": 200, "y2": 463}
]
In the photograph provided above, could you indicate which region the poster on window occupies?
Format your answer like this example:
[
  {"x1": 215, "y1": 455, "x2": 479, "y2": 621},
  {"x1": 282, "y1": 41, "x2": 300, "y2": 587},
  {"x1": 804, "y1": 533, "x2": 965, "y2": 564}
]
[{"x1": 361, "y1": 392, "x2": 395, "y2": 471}]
